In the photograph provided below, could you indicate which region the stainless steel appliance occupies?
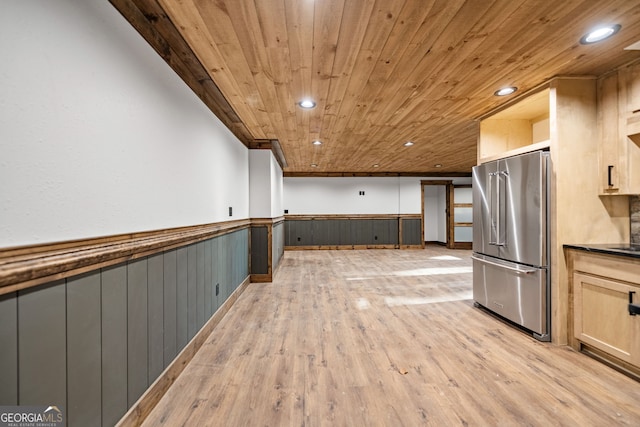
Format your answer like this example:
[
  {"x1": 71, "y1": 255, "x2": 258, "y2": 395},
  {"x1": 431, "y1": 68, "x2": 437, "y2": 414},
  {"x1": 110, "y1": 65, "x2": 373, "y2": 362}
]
[{"x1": 472, "y1": 150, "x2": 550, "y2": 341}]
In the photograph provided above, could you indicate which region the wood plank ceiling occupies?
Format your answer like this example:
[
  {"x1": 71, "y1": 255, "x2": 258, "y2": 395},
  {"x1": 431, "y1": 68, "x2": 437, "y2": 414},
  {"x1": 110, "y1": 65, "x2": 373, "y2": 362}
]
[{"x1": 112, "y1": 0, "x2": 640, "y2": 175}]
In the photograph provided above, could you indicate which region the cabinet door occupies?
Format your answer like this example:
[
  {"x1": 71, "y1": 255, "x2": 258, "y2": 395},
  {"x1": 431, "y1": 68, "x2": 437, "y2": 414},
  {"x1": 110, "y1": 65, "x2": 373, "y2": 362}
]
[
  {"x1": 598, "y1": 67, "x2": 640, "y2": 195},
  {"x1": 623, "y1": 62, "x2": 640, "y2": 128},
  {"x1": 573, "y1": 272, "x2": 640, "y2": 364},
  {"x1": 598, "y1": 72, "x2": 622, "y2": 194}
]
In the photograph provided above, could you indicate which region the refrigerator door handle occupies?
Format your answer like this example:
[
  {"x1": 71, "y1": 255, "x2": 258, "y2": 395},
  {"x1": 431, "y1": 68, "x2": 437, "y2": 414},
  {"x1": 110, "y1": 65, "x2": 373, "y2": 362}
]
[
  {"x1": 496, "y1": 170, "x2": 508, "y2": 247},
  {"x1": 471, "y1": 255, "x2": 538, "y2": 274},
  {"x1": 489, "y1": 172, "x2": 498, "y2": 245}
]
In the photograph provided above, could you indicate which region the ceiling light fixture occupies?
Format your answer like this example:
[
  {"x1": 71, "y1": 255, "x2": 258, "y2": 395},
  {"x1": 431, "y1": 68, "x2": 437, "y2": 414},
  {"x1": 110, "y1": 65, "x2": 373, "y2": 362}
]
[
  {"x1": 298, "y1": 99, "x2": 316, "y2": 109},
  {"x1": 494, "y1": 86, "x2": 517, "y2": 96},
  {"x1": 311, "y1": 163, "x2": 318, "y2": 168},
  {"x1": 373, "y1": 164, "x2": 380, "y2": 168},
  {"x1": 312, "y1": 140, "x2": 322, "y2": 145},
  {"x1": 404, "y1": 141, "x2": 414, "y2": 147},
  {"x1": 434, "y1": 164, "x2": 442, "y2": 168},
  {"x1": 580, "y1": 24, "x2": 621, "y2": 45}
]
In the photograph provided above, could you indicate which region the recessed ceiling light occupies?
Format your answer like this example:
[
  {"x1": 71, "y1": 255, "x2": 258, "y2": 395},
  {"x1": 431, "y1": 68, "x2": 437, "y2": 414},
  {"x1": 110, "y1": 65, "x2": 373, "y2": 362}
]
[
  {"x1": 298, "y1": 99, "x2": 316, "y2": 109},
  {"x1": 373, "y1": 164, "x2": 380, "y2": 168},
  {"x1": 434, "y1": 164, "x2": 442, "y2": 168},
  {"x1": 311, "y1": 163, "x2": 318, "y2": 168},
  {"x1": 580, "y1": 24, "x2": 621, "y2": 44},
  {"x1": 404, "y1": 141, "x2": 414, "y2": 147},
  {"x1": 312, "y1": 140, "x2": 322, "y2": 145},
  {"x1": 494, "y1": 86, "x2": 517, "y2": 96}
]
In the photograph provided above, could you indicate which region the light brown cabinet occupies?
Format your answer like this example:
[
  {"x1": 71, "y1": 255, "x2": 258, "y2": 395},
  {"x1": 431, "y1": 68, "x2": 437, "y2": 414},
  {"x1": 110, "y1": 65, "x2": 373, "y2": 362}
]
[
  {"x1": 570, "y1": 250, "x2": 640, "y2": 370},
  {"x1": 598, "y1": 60, "x2": 640, "y2": 195},
  {"x1": 621, "y1": 61, "x2": 640, "y2": 138},
  {"x1": 478, "y1": 88, "x2": 550, "y2": 163}
]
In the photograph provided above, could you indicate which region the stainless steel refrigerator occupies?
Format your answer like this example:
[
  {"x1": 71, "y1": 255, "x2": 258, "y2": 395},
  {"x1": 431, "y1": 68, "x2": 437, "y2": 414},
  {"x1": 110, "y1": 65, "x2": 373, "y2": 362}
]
[{"x1": 472, "y1": 150, "x2": 550, "y2": 341}]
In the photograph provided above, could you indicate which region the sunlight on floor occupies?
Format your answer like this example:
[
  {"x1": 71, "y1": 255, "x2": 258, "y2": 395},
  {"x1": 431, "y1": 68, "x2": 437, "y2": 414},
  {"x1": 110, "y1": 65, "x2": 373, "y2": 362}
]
[
  {"x1": 346, "y1": 266, "x2": 472, "y2": 281},
  {"x1": 384, "y1": 292, "x2": 473, "y2": 306},
  {"x1": 429, "y1": 255, "x2": 462, "y2": 261},
  {"x1": 391, "y1": 266, "x2": 472, "y2": 276},
  {"x1": 356, "y1": 297, "x2": 371, "y2": 310}
]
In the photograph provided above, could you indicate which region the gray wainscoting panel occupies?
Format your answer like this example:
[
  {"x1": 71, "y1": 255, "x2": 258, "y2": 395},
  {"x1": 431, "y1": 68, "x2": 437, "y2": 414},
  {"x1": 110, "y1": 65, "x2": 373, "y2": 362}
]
[
  {"x1": 127, "y1": 259, "x2": 148, "y2": 407},
  {"x1": 237, "y1": 229, "x2": 248, "y2": 285},
  {"x1": 286, "y1": 220, "x2": 311, "y2": 246},
  {"x1": 148, "y1": 254, "x2": 164, "y2": 383},
  {"x1": 212, "y1": 236, "x2": 221, "y2": 310},
  {"x1": 241, "y1": 229, "x2": 249, "y2": 279},
  {"x1": 219, "y1": 234, "x2": 230, "y2": 300},
  {"x1": 326, "y1": 219, "x2": 342, "y2": 245},
  {"x1": 371, "y1": 219, "x2": 386, "y2": 244},
  {"x1": 402, "y1": 218, "x2": 422, "y2": 245},
  {"x1": 272, "y1": 222, "x2": 284, "y2": 272},
  {"x1": 0, "y1": 292, "x2": 18, "y2": 405},
  {"x1": 204, "y1": 240, "x2": 213, "y2": 319},
  {"x1": 6, "y1": 228, "x2": 250, "y2": 427},
  {"x1": 187, "y1": 244, "x2": 197, "y2": 340},
  {"x1": 67, "y1": 272, "x2": 102, "y2": 427},
  {"x1": 372, "y1": 219, "x2": 399, "y2": 245},
  {"x1": 18, "y1": 281, "x2": 66, "y2": 408},
  {"x1": 101, "y1": 264, "x2": 128, "y2": 427},
  {"x1": 285, "y1": 218, "x2": 409, "y2": 246},
  {"x1": 284, "y1": 220, "x2": 293, "y2": 246},
  {"x1": 312, "y1": 220, "x2": 330, "y2": 246},
  {"x1": 163, "y1": 250, "x2": 177, "y2": 368},
  {"x1": 352, "y1": 219, "x2": 374, "y2": 245},
  {"x1": 196, "y1": 242, "x2": 205, "y2": 329},
  {"x1": 251, "y1": 226, "x2": 269, "y2": 275},
  {"x1": 176, "y1": 247, "x2": 188, "y2": 350},
  {"x1": 390, "y1": 219, "x2": 400, "y2": 244},
  {"x1": 338, "y1": 219, "x2": 352, "y2": 245}
]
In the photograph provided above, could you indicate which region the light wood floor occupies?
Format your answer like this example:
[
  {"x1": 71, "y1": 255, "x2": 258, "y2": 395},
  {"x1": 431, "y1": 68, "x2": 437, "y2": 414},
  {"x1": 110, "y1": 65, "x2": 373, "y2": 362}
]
[{"x1": 142, "y1": 247, "x2": 640, "y2": 426}]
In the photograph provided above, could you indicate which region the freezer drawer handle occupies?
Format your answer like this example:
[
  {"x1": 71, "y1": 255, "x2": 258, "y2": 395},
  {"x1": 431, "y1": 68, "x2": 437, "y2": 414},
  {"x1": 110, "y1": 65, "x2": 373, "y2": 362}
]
[{"x1": 471, "y1": 255, "x2": 537, "y2": 274}]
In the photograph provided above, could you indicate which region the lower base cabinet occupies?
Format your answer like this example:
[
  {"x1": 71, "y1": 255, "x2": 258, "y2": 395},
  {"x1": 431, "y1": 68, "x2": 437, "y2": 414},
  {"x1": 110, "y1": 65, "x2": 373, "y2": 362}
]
[{"x1": 569, "y1": 250, "x2": 640, "y2": 372}]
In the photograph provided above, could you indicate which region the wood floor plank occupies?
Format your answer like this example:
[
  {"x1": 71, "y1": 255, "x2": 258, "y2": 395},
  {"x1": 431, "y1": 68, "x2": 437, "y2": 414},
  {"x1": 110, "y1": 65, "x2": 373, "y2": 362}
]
[{"x1": 141, "y1": 247, "x2": 640, "y2": 426}]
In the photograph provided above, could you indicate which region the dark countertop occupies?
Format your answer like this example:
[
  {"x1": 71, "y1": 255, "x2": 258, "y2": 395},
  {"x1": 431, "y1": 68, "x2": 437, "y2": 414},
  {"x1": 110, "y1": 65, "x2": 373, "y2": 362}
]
[{"x1": 563, "y1": 243, "x2": 640, "y2": 259}]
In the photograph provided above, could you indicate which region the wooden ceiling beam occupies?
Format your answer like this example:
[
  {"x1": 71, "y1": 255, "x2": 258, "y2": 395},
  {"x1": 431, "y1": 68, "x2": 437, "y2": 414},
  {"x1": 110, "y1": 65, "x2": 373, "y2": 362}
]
[
  {"x1": 247, "y1": 140, "x2": 289, "y2": 170},
  {"x1": 108, "y1": 0, "x2": 255, "y2": 146},
  {"x1": 283, "y1": 172, "x2": 471, "y2": 178}
]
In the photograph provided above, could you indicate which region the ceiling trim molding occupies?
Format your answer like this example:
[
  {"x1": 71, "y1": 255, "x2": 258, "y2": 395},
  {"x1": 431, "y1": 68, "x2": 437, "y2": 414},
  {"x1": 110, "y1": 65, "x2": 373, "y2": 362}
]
[
  {"x1": 283, "y1": 172, "x2": 472, "y2": 178},
  {"x1": 108, "y1": 0, "x2": 255, "y2": 146},
  {"x1": 248, "y1": 140, "x2": 288, "y2": 170}
]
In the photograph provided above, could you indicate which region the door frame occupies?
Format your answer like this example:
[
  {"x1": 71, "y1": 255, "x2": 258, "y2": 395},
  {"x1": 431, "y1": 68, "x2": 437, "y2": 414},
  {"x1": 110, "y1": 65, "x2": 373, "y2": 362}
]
[{"x1": 420, "y1": 180, "x2": 454, "y2": 249}]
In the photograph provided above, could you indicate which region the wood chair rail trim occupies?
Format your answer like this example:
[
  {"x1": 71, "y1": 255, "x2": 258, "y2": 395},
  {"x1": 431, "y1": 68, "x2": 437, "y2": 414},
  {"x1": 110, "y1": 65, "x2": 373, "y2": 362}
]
[{"x1": 0, "y1": 219, "x2": 252, "y2": 295}]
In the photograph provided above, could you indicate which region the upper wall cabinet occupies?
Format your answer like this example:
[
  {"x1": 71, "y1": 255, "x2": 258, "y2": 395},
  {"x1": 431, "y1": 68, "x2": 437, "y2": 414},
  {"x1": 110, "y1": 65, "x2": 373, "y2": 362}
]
[
  {"x1": 622, "y1": 61, "x2": 640, "y2": 139},
  {"x1": 598, "y1": 60, "x2": 640, "y2": 196},
  {"x1": 478, "y1": 88, "x2": 550, "y2": 163}
]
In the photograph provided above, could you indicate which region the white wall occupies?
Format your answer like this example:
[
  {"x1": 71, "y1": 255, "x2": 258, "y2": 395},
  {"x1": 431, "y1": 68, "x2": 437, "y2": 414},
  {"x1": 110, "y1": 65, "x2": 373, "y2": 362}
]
[
  {"x1": 437, "y1": 186, "x2": 447, "y2": 242},
  {"x1": 423, "y1": 186, "x2": 447, "y2": 242},
  {"x1": 423, "y1": 186, "x2": 437, "y2": 241},
  {"x1": 270, "y1": 155, "x2": 284, "y2": 217},
  {"x1": 284, "y1": 176, "x2": 470, "y2": 215},
  {"x1": 0, "y1": 0, "x2": 249, "y2": 248},
  {"x1": 249, "y1": 150, "x2": 283, "y2": 218},
  {"x1": 249, "y1": 151, "x2": 272, "y2": 218},
  {"x1": 284, "y1": 177, "x2": 404, "y2": 215}
]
